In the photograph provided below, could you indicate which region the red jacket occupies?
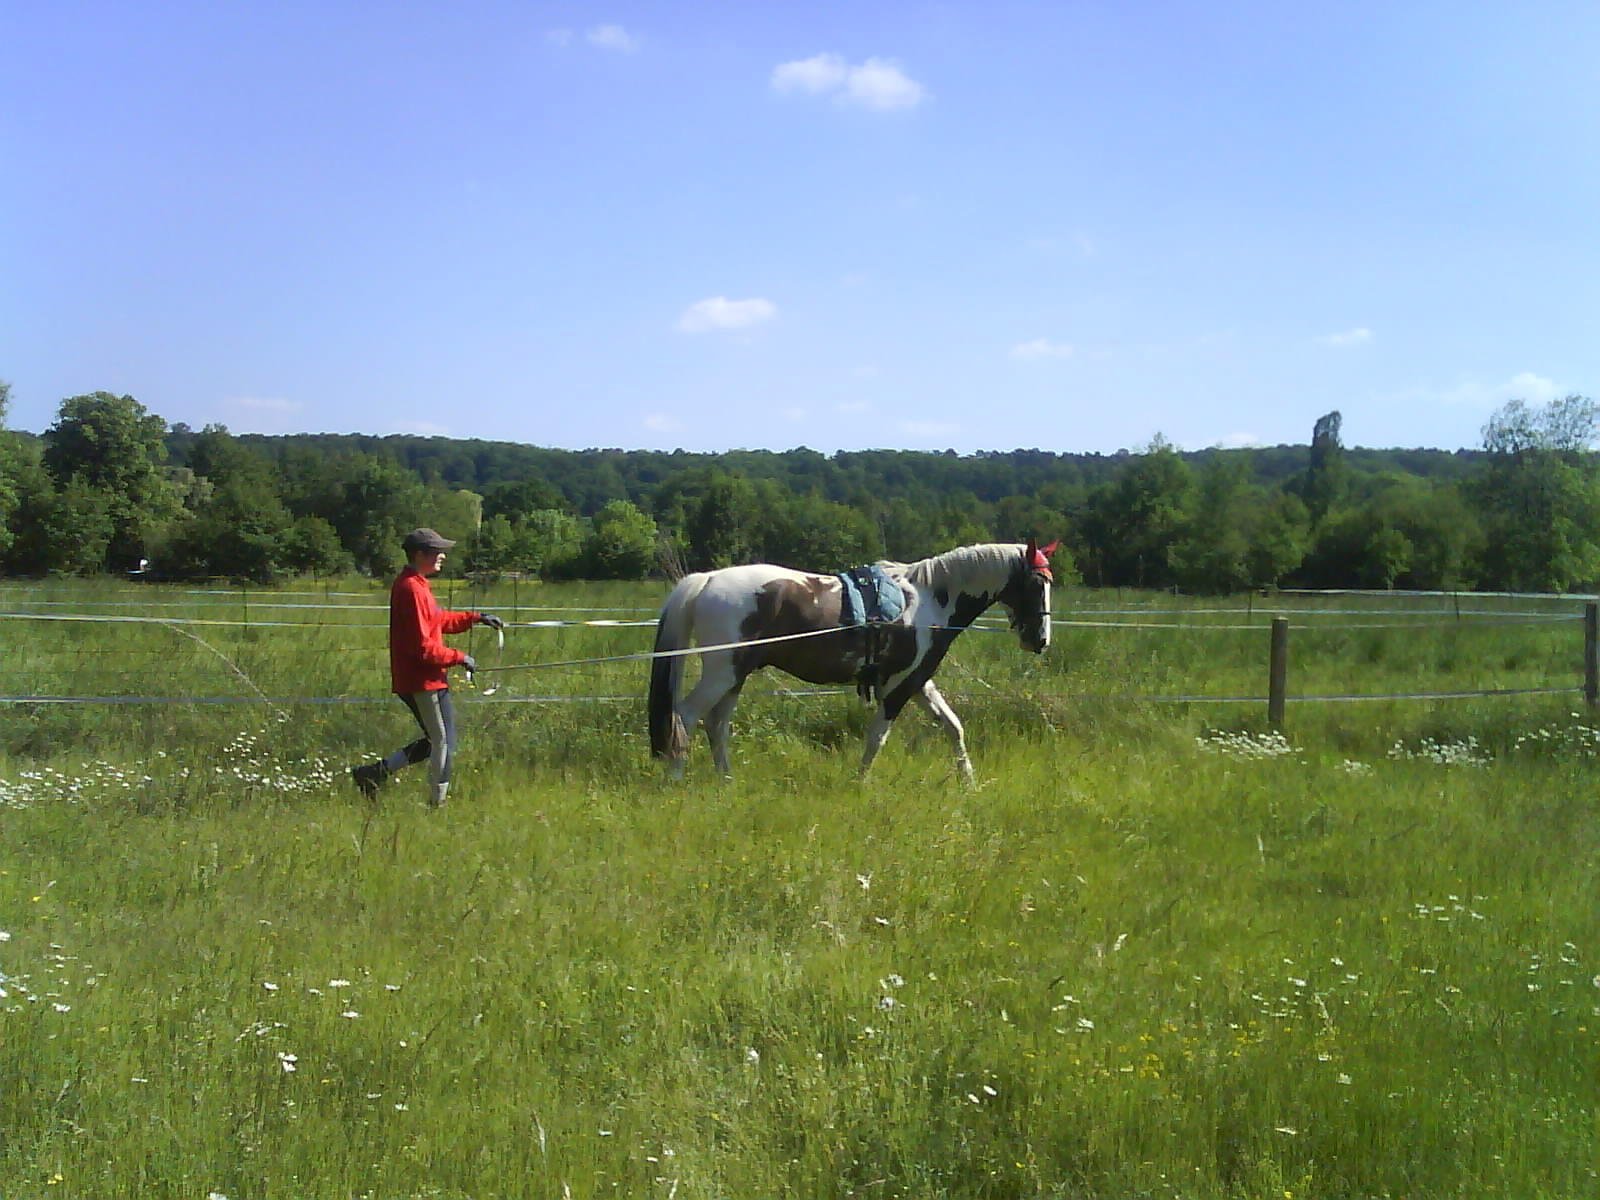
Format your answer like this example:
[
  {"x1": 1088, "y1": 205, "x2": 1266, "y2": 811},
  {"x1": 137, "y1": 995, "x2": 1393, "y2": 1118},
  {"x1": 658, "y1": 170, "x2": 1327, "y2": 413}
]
[{"x1": 389, "y1": 567, "x2": 479, "y2": 693}]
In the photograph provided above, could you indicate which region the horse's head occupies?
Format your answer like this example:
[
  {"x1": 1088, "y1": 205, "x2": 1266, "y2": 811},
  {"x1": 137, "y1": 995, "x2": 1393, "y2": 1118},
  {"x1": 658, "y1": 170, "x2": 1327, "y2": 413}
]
[{"x1": 1002, "y1": 538, "x2": 1056, "y2": 653}]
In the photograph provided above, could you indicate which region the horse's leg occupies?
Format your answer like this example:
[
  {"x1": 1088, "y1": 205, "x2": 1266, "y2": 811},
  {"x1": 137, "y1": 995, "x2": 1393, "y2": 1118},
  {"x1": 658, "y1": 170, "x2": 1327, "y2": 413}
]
[
  {"x1": 859, "y1": 707, "x2": 896, "y2": 777},
  {"x1": 914, "y1": 680, "x2": 976, "y2": 785},
  {"x1": 704, "y1": 681, "x2": 745, "y2": 779},
  {"x1": 671, "y1": 654, "x2": 738, "y2": 780}
]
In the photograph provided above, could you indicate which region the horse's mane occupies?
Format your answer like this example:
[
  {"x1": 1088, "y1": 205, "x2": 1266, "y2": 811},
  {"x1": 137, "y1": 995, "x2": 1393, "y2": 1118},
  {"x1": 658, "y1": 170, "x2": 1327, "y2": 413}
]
[{"x1": 901, "y1": 543, "x2": 1025, "y2": 592}]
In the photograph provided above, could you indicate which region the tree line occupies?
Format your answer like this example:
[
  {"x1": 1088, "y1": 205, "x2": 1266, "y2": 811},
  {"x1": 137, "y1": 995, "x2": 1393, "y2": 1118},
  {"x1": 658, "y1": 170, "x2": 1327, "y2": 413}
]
[{"x1": 2, "y1": 381, "x2": 1597, "y2": 593}]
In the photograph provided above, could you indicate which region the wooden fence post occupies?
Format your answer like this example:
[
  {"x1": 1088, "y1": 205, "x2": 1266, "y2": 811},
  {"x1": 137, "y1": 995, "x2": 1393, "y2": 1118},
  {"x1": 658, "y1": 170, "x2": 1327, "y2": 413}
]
[
  {"x1": 1268, "y1": 616, "x2": 1289, "y2": 729},
  {"x1": 1586, "y1": 602, "x2": 1598, "y2": 709}
]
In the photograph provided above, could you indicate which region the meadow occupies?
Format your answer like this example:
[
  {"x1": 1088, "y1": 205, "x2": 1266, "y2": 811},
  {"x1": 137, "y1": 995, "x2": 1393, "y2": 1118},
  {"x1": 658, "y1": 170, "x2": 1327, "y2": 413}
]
[{"x1": 0, "y1": 577, "x2": 1596, "y2": 1199}]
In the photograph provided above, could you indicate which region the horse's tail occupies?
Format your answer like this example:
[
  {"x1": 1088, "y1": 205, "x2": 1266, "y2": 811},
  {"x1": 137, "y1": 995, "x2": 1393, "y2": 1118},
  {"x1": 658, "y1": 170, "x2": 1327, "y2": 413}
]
[{"x1": 649, "y1": 571, "x2": 711, "y2": 760}]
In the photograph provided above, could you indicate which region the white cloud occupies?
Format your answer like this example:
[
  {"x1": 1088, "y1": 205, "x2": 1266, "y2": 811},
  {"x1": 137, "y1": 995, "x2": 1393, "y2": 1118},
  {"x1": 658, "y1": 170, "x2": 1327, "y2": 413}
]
[
  {"x1": 676, "y1": 296, "x2": 777, "y2": 333},
  {"x1": 547, "y1": 25, "x2": 639, "y2": 52},
  {"x1": 1321, "y1": 327, "x2": 1373, "y2": 347},
  {"x1": 836, "y1": 400, "x2": 871, "y2": 414},
  {"x1": 1446, "y1": 371, "x2": 1560, "y2": 409},
  {"x1": 771, "y1": 53, "x2": 848, "y2": 94},
  {"x1": 781, "y1": 407, "x2": 807, "y2": 422},
  {"x1": 1391, "y1": 371, "x2": 1563, "y2": 417},
  {"x1": 1504, "y1": 371, "x2": 1561, "y2": 403},
  {"x1": 587, "y1": 24, "x2": 640, "y2": 54},
  {"x1": 845, "y1": 58, "x2": 925, "y2": 110},
  {"x1": 771, "y1": 53, "x2": 926, "y2": 111},
  {"x1": 643, "y1": 413, "x2": 683, "y2": 433},
  {"x1": 1011, "y1": 337, "x2": 1075, "y2": 361}
]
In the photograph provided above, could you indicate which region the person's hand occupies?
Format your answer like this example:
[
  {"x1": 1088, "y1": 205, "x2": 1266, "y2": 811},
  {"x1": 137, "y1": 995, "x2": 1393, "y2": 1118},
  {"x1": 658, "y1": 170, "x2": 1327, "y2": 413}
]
[
  {"x1": 478, "y1": 613, "x2": 505, "y2": 631},
  {"x1": 460, "y1": 654, "x2": 478, "y2": 674}
]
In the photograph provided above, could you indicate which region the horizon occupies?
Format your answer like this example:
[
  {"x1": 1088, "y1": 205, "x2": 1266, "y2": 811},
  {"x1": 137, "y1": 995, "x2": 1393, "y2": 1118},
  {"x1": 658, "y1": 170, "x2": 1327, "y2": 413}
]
[
  {"x1": 7, "y1": 407, "x2": 1502, "y2": 459},
  {"x1": 204, "y1": 425, "x2": 1495, "y2": 459}
]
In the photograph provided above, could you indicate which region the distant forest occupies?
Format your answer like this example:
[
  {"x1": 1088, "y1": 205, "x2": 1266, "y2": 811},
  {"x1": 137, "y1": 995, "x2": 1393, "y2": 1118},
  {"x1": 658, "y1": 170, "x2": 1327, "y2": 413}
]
[
  {"x1": 224, "y1": 430, "x2": 1486, "y2": 513},
  {"x1": 4, "y1": 382, "x2": 1597, "y2": 594}
]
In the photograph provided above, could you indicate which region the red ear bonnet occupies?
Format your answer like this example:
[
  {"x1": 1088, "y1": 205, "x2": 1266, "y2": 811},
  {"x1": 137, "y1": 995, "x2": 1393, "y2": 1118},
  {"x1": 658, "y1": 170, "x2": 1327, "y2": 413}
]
[{"x1": 1030, "y1": 539, "x2": 1059, "y2": 581}]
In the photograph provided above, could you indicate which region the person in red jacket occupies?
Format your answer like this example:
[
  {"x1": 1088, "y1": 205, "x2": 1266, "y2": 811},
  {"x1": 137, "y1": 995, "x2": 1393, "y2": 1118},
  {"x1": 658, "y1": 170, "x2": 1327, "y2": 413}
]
[{"x1": 351, "y1": 528, "x2": 504, "y2": 807}]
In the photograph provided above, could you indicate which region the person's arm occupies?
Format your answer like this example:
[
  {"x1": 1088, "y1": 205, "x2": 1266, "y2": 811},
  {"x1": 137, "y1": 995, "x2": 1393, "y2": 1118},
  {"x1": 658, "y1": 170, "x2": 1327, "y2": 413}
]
[{"x1": 439, "y1": 608, "x2": 480, "y2": 636}]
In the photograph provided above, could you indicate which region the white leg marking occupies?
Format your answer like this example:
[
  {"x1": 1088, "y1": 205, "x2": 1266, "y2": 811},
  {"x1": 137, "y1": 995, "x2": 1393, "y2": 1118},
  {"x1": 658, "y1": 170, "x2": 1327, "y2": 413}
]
[
  {"x1": 860, "y1": 708, "x2": 895, "y2": 776},
  {"x1": 705, "y1": 686, "x2": 743, "y2": 779},
  {"x1": 672, "y1": 652, "x2": 740, "y2": 780},
  {"x1": 916, "y1": 681, "x2": 975, "y2": 785}
]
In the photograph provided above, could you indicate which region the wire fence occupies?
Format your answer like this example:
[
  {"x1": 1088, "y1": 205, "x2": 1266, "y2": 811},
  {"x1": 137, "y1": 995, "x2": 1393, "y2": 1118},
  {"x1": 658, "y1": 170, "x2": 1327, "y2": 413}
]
[{"x1": 2, "y1": 586, "x2": 1595, "y2": 720}]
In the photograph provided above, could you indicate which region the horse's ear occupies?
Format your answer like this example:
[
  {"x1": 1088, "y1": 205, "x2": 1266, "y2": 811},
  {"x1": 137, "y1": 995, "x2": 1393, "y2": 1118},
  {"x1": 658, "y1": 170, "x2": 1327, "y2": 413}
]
[{"x1": 1028, "y1": 538, "x2": 1059, "y2": 580}]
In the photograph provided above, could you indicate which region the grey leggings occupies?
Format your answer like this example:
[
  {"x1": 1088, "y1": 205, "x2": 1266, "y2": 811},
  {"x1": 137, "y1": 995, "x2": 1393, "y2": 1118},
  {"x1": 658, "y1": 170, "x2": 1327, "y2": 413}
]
[{"x1": 396, "y1": 689, "x2": 457, "y2": 788}]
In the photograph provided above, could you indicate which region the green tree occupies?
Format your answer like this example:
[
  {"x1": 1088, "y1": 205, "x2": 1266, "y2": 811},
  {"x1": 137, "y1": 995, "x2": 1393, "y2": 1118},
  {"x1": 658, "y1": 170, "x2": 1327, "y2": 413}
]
[
  {"x1": 872, "y1": 496, "x2": 940, "y2": 560},
  {"x1": 1296, "y1": 410, "x2": 1348, "y2": 523},
  {"x1": 992, "y1": 493, "x2": 1070, "y2": 546},
  {"x1": 1470, "y1": 395, "x2": 1600, "y2": 591},
  {"x1": 1170, "y1": 454, "x2": 1253, "y2": 593},
  {"x1": 685, "y1": 472, "x2": 759, "y2": 570},
  {"x1": 758, "y1": 490, "x2": 878, "y2": 570},
  {"x1": 1170, "y1": 456, "x2": 1310, "y2": 592},
  {"x1": 162, "y1": 473, "x2": 295, "y2": 581},
  {"x1": 153, "y1": 421, "x2": 305, "y2": 579},
  {"x1": 520, "y1": 509, "x2": 585, "y2": 578},
  {"x1": 42, "y1": 392, "x2": 183, "y2": 570},
  {"x1": 1299, "y1": 506, "x2": 1413, "y2": 589},
  {"x1": 1368, "y1": 477, "x2": 1482, "y2": 590},
  {"x1": 417, "y1": 486, "x2": 482, "y2": 549},
  {"x1": 186, "y1": 423, "x2": 260, "y2": 485},
  {"x1": 0, "y1": 381, "x2": 19, "y2": 560},
  {"x1": 9, "y1": 476, "x2": 115, "y2": 575},
  {"x1": 1245, "y1": 491, "x2": 1311, "y2": 589},
  {"x1": 924, "y1": 489, "x2": 994, "y2": 551},
  {"x1": 314, "y1": 455, "x2": 426, "y2": 576},
  {"x1": 1484, "y1": 394, "x2": 1597, "y2": 458},
  {"x1": 1080, "y1": 437, "x2": 1194, "y2": 587},
  {"x1": 583, "y1": 499, "x2": 659, "y2": 579},
  {"x1": 163, "y1": 465, "x2": 213, "y2": 512},
  {"x1": 482, "y1": 477, "x2": 567, "y2": 522},
  {"x1": 462, "y1": 514, "x2": 522, "y2": 577},
  {"x1": 281, "y1": 516, "x2": 349, "y2": 577}
]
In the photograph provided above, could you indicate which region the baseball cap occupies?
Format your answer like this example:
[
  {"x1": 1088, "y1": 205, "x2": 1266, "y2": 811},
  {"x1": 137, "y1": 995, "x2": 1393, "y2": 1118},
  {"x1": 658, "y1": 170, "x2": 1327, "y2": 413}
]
[{"x1": 402, "y1": 528, "x2": 456, "y2": 553}]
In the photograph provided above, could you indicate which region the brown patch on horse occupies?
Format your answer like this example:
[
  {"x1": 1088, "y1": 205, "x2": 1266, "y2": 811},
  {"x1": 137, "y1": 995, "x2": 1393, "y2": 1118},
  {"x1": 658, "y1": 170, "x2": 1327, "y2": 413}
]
[{"x1": 735, "y1": 575, "x2": 896, "y2": 686}]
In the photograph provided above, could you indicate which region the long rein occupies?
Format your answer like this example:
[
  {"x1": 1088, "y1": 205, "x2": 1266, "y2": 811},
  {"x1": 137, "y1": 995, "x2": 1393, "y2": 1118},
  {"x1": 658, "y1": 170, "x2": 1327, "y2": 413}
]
[{"x1": 474, "y1": 616, "x2": 1002, "y2": 677}]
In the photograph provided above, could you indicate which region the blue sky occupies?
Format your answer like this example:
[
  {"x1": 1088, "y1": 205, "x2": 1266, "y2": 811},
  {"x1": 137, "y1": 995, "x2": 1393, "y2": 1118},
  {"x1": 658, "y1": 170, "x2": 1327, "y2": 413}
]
[{"x1": 3, "y1": 1, "x2": 1596, "y2": 454}]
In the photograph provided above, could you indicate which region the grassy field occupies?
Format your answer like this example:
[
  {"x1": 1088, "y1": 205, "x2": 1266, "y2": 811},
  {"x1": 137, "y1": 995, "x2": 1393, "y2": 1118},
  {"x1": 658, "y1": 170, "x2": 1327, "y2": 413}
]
[{"x1": 0, "y1": 578, "x2": 1596, "y2": 1198}]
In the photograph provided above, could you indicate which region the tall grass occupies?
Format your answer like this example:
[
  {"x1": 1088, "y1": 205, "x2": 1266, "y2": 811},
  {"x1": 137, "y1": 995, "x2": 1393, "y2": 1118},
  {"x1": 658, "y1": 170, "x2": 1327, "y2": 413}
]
[{"x1": 0, "y1": 580, "x2": 1595, "y2": 1197}]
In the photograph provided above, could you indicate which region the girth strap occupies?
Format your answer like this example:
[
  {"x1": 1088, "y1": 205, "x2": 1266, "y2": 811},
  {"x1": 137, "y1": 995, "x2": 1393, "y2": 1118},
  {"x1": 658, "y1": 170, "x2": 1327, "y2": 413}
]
[{"x1": 837, "y1": 564, "x2": 907, "y2": 704}]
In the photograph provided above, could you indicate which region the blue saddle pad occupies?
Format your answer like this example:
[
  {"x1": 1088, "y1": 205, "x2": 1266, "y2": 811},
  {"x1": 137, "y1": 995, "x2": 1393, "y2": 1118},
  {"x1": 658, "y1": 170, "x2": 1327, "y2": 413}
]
[{"x1": 837, "y1": 564, "x2": 906, "y2": 626}]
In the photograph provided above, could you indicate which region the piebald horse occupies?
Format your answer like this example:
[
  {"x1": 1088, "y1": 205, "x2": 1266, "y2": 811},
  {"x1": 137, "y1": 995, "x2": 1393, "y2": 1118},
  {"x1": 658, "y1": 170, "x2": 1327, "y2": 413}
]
[{"x1": 649, "y1": 540, "x2": 1055, "y2": 782}]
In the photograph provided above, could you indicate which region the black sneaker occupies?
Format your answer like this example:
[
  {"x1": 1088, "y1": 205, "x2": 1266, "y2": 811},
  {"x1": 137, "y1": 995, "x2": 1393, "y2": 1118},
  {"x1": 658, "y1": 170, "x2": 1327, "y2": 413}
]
[{"x1": 351, "y1": 762, "x2": 385, "y2": 798}]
